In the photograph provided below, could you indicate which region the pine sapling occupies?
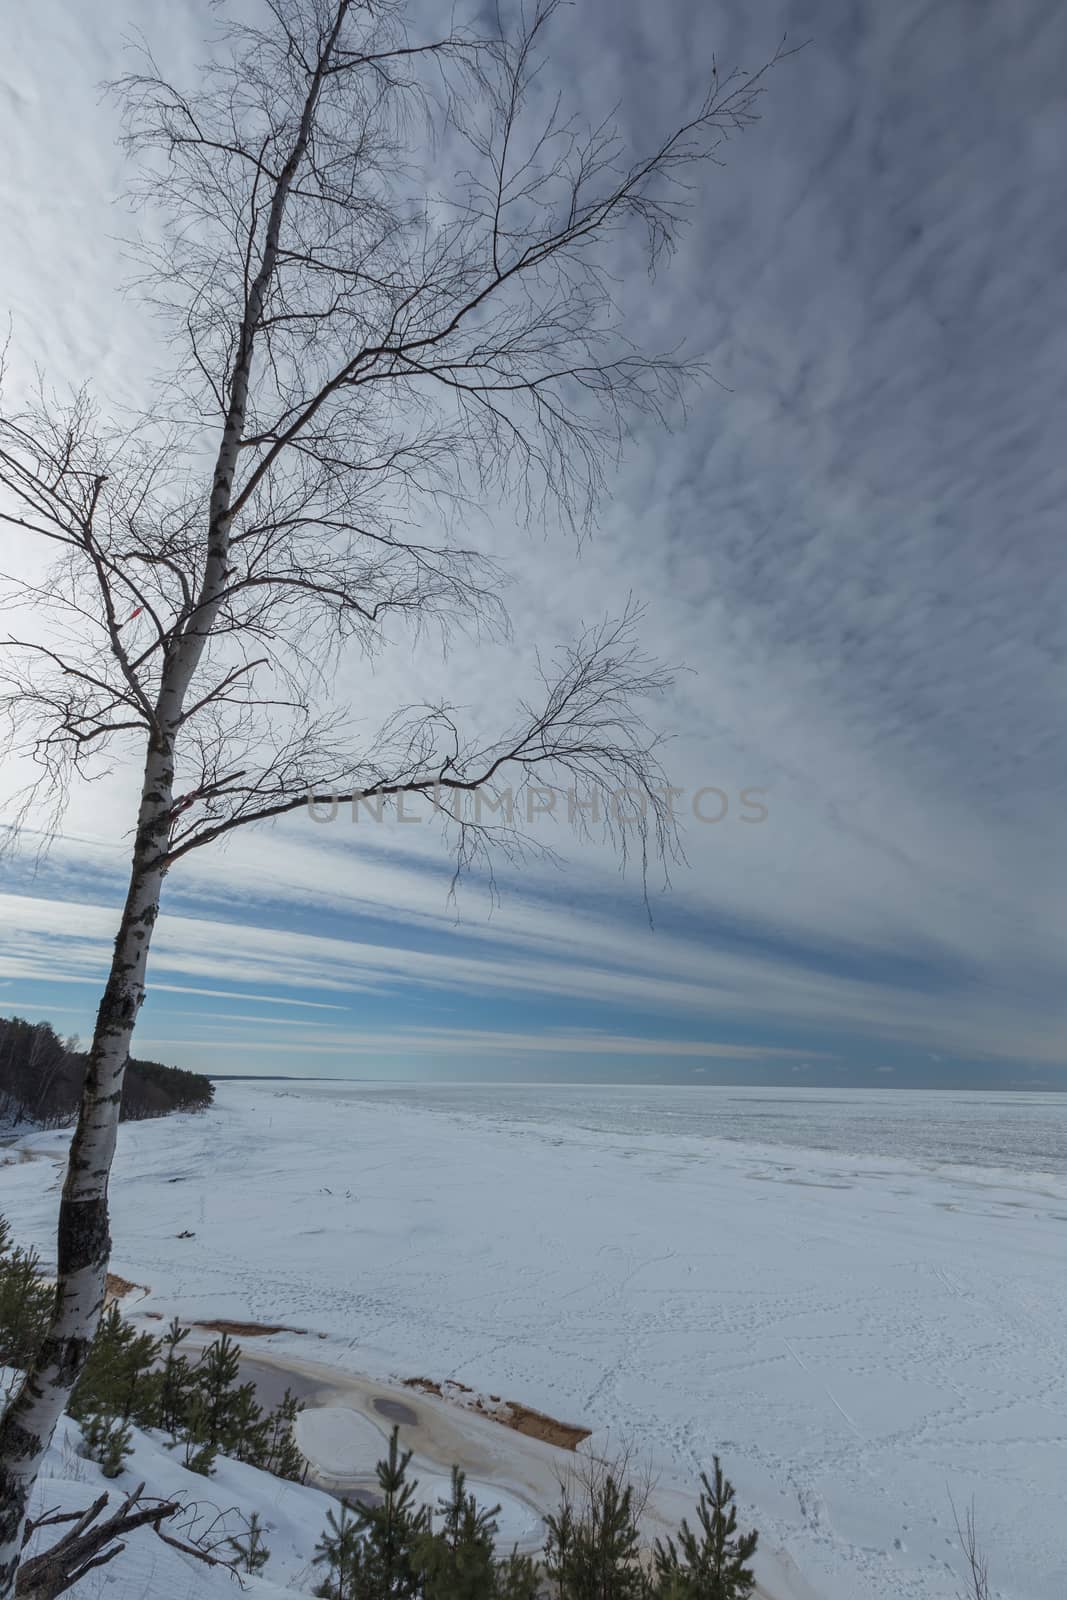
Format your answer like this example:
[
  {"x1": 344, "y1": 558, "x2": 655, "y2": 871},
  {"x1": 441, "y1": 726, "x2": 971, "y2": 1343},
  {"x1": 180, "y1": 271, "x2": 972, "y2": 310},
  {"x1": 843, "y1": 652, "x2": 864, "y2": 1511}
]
[
  {"x1": 261, "y1": 1387, "x2": 306, "y2": 1481},
  {"x1": 227, "y1": 1510, "x2": 272, "y2": 1575},
  {"x1": 495, "y1": 1546, "x2": 542, "y2": 1600},
  {"x1": 157, "y1": 1316, "x2": 194, "y2": 1436},
  {"x1": 652, "y1": 1457, "x2": 758, "y2": 1600},
  {"x1": 415, "y1": 1464, "x2": 500, "y2": 1600},
  {"x1": 181, "y1": 1392, "x2": 219, "y2": 1477},
  {"x1": 313, "y1": 1504, "x2": 364, "y2": 1600},
  {"x1": 80, "y1": 1412, "x2": 133, "y2": 1479},
  {"x1": 189, "y1": 1333, "x2": 244, "y2": 1451},
  {"x1": 230, "y1": 1382, "x2": 270, "y2": 1464},
  {"x1": 350, "y1": 1426, "x2": 431, "y2": 1600},
  {"x1": 545, "y1": 1463, "x2": 645, "y2": 1600},
  {"x1": 0, "y1": 1218, "x2": 53, "y2": 1371},
  {"x1": 69, "y1": 1305, "x2": 160, "y2": 1428}
]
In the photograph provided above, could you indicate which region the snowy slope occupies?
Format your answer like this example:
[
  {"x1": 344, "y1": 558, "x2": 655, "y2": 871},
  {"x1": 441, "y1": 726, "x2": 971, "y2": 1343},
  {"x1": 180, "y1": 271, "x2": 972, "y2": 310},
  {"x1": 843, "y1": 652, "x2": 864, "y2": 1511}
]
[{"x1": 22, "y1": 1411, "x2": 338, "y2": 1598}]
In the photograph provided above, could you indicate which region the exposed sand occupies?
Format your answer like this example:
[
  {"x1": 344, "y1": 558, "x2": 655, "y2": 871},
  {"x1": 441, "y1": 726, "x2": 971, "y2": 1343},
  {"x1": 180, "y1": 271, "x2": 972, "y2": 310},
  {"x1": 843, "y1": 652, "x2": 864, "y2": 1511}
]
[
  {"x1": 193, "y1": 1317, "x2": 318, "y2": 1337},
  {"x1": 105, "y1": 1271, "x2": 150, "y2": 1302},
  {"x1": 402, "y1": 1374, "x2": 592, "y2": 1450}
]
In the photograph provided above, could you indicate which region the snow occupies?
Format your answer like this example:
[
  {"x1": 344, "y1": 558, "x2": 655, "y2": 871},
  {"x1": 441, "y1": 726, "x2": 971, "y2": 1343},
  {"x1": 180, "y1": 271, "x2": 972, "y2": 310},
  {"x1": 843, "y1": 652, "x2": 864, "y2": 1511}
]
[
  {"x1": 4, "y1": 1377, "x2": 543, "y2": 1598},
  {"x1": 19, "y1": 1410, "x2": 338, "y2": 1599},
  {"x1": 3, "y1": 1081, "x2": 1066, "y2": 1599}
]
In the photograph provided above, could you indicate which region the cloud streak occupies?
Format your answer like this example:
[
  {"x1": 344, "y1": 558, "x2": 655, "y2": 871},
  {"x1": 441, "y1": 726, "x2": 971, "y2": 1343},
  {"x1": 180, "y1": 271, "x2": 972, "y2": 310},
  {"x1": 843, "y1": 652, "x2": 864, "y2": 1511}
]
[{"x1": 1, "y1": 0, "x2": 1064, "y2": 1081}]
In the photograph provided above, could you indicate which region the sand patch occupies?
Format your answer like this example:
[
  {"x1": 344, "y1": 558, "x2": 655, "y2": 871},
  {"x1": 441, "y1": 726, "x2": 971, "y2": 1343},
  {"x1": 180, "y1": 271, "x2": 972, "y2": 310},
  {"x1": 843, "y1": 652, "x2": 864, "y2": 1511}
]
[
  {"x1": 105, "y1": 1272, "x2": 149, "y2": 1303},
  {"x1": 193, "y1": 1317, "x2": 311, "y2": 1337},
  {"x1": 498, "y1": 1401, "x2": 591, "y2": 1450},
  {"x1": 402, "y1": 1376, "x2": 590, "y2": 1451}
]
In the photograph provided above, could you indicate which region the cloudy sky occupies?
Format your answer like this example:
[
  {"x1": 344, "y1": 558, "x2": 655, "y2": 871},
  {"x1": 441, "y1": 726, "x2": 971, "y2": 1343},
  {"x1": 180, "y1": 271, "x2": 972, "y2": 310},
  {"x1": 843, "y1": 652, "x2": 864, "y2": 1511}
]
[{"x1": 1, "y1": 0, "x2": 1064, "y2": 1087}]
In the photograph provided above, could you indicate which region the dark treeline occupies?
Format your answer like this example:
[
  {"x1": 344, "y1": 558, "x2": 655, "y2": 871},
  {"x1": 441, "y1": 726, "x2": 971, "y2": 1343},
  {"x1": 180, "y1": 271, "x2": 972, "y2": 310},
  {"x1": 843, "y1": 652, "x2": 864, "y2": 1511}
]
[{"x1": 0, "y1": 1015, "x2": 213, "y2": 1128}]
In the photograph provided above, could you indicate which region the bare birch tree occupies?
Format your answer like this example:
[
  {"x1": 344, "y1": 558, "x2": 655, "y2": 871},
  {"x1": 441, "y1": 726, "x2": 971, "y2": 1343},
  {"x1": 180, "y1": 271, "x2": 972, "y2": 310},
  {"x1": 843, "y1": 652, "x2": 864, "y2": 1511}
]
[{"x1": 0, "y1": 0, "x2": 786, "y2": 1580}]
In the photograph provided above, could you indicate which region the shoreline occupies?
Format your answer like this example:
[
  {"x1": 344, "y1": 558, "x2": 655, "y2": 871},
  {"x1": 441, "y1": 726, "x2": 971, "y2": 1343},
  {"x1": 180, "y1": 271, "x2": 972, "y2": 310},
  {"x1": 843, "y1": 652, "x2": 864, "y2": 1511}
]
[{"x1": 166, "y1": 1326, "x2": 812, "y2": 1600}]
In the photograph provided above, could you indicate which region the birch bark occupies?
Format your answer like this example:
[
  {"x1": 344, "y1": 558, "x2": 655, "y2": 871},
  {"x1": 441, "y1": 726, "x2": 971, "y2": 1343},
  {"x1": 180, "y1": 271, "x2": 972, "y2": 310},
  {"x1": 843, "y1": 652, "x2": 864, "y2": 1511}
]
[{"x1": 0, "y1": 19, "x2": 339, "y2": 1578}]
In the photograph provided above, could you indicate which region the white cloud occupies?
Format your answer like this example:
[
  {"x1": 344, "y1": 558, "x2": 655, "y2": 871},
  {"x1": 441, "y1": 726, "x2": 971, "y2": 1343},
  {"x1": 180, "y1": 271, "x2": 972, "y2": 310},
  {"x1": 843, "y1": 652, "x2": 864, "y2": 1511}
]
[{"x1": 1, "y1": 0, "x2": 1064, "y2": 1077}]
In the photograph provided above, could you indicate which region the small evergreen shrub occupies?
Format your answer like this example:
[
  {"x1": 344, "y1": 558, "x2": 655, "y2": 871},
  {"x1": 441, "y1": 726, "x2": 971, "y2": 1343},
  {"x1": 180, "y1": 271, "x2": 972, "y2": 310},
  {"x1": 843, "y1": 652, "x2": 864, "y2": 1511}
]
[
  {"x1": 0, "y1": 1215, "x2": 54, "y2": 1371},
  {"x1": 494, "y1": 1547, "x2": 542, "y2": 1600},
  {"x1": 314, "y1": 1504, "x2": 365, "y2": 1600},
  {"x1": 173, "y1": 1330, "x2": 305, "y2": 1478},
  {"x1": 260, "y1": 1386, "x2": 307, "y2": 1481},
  {"x1": 414, "y1": 1465, "x2": 500, "y2": 1600},
  {"x1": 190, "y1": 1332, "x2": 244, "y2": 1450},
  {"x1": 544, "y1": 1463, "x2": 645, "y2": 1600},
  {"x1": 157, "y1": 1315, "x2": 194, "y2": 1436},
  {"x1": 308, "y1": 1432, "x2": 763, "y2": 1600},
  {"x1": 347, "y1": 1426, "x2": 430, "y2": 1600},
  {"x1": 652, "y1": 1457, "x2": 758, "y2": 1600},
  {"x1": 80, "y1": 1410, "x2": 133, "y2": 1478},
  {"x1": 70, "y1": 1305, "x2": 161, "y2": 1428},
  {"x1": 227, "y1": 1509, "x2": 272, "y2": 1575},
  {"x1": 181, "y1": 1391, "x2": 220, "y2": 1477}
]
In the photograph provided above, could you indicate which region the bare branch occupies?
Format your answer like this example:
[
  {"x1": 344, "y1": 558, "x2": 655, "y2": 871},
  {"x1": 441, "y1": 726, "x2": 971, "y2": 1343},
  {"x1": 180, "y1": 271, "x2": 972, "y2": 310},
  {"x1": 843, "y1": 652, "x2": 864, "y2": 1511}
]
[
  {"x1": 950, "y1": 1495, "x2": 992, "y2": 1600},
  {"x1": 16, "y1": 1484, "x2": 188, "y2": 1600},
  {"x1": 0, "y1": 5, "x2": 790, "y2": 1575}
]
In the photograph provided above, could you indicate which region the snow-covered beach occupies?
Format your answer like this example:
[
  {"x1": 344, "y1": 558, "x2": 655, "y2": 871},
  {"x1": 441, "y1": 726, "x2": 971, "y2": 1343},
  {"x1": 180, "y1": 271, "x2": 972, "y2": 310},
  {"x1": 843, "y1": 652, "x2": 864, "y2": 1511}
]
[{"x1": 3, "y1": 1081, "x2": 1065, "y2": 1600}]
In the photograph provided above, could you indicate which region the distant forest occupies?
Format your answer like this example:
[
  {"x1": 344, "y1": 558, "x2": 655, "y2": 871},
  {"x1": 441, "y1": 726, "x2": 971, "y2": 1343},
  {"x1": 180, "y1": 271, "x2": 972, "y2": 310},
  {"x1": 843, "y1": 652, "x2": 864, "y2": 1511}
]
[{"x1": 0, "y1": 1015, "x2": 214, "y2": 1128}]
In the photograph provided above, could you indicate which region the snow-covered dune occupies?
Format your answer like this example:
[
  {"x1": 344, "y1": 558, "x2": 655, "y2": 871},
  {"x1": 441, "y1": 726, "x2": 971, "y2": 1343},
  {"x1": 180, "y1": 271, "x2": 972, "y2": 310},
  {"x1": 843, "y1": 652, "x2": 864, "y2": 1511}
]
[{"x1": 4, "y1": 1081, "x2": 1065, "y2": 1600}]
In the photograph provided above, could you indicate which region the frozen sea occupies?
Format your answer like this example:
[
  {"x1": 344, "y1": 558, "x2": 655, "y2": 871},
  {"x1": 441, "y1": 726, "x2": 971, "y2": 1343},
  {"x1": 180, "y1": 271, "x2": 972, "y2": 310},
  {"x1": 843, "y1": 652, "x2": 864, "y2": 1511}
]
[
  {"x1": 3, "y1": 1081, "x2": 1066, "y2": 1600},
  {"x1": 286, "y1": 1080, "x2": 1067, "y2": 1174}
]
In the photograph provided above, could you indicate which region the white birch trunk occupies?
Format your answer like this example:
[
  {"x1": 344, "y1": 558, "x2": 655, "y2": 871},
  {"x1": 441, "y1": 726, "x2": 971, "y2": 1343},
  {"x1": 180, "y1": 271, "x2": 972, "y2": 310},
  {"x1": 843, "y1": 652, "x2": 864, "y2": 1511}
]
[
  {"x1": 0, "y1": 742, "x2": 172, "y2": 1590},
  {"x1": 0, "y1": 19, "x2": 341, "y2": 1587}
]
